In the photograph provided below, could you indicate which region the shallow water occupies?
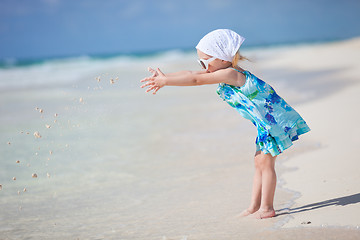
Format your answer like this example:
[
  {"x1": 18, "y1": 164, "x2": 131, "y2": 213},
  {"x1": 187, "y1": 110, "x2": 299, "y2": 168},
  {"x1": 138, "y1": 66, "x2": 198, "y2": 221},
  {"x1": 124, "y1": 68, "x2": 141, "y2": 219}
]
[{"x1": 0, "y1": 85, "x2": 273, "y2": 239}]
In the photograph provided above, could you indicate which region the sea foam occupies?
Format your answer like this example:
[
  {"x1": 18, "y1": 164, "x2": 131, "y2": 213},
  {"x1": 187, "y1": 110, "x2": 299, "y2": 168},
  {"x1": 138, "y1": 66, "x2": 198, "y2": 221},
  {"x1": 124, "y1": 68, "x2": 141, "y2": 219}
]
[{"x1": 0, "y1": 49, "x2": 195, "y2": 91}]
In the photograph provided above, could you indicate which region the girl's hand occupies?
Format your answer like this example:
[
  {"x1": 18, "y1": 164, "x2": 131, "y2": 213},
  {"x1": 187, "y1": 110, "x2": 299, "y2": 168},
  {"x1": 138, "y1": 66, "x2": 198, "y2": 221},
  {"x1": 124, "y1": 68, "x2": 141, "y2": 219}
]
[{"x1": 140, "y1": 67, "x2": 166, "y2": 94}]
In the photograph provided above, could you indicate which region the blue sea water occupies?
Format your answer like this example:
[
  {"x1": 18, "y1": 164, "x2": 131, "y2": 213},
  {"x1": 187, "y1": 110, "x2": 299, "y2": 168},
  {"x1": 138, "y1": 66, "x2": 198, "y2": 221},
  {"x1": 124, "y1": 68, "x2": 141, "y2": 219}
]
[
  {"x1": 0, "y1": 38, "x2": 347, "y2": 92},
  {"x1": 0, "y1": 38, "x2": 345, "y2": 69}
]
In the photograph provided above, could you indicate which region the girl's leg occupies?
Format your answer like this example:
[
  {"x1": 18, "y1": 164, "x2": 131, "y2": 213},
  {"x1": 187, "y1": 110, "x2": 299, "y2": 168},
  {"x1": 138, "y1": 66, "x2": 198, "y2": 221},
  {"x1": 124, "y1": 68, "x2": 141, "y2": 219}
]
[
  {"x1": 253, "y1": 151, "x2": 277, "y2": 219},
  {"x1": 238, "y1": 150, "x2": 264, "y2": 217}
]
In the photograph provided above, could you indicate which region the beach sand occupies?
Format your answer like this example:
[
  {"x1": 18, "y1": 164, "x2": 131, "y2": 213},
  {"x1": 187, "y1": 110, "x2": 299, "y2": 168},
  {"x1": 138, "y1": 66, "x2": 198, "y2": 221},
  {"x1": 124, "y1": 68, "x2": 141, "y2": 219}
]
[
  {"x1": 270, "y1": 39, "x2": 360, "y2": 229},
  {"x1": 1, "y1": 38, "x2": 360, "y2": 239}
]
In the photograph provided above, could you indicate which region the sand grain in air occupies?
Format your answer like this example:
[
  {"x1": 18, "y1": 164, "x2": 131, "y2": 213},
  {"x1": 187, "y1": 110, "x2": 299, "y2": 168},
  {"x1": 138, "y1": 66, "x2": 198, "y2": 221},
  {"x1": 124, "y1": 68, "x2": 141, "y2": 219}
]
[
  {"x1": 46, "y1": 124, "x2": 51, "y2": 129},
  {"x1": 0, "y1": 184, "x2": 2, "y2": 190},
  {"x1": 32, "y1": 173, "x2": 38, "y2": 178},
  {"x1": 13, "y1": 177, "x2": 16, "y2": 180},
  {"x1": 33, "y1": 131, "x2": 42, "y2": 138}
]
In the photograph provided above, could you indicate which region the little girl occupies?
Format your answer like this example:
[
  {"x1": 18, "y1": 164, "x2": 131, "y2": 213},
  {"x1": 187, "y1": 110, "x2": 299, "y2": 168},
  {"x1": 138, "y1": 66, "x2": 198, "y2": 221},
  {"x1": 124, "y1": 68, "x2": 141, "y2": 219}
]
[{"x1": 140, "y1": 29, "x2": 310, "y2": 219}]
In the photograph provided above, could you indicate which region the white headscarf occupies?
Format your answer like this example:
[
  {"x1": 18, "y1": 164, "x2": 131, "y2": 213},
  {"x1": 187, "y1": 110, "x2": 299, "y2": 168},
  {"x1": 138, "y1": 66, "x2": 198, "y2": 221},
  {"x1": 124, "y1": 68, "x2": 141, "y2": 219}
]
[{"x1": 196, "y1": 29, "x2": 245, "y2": 62}]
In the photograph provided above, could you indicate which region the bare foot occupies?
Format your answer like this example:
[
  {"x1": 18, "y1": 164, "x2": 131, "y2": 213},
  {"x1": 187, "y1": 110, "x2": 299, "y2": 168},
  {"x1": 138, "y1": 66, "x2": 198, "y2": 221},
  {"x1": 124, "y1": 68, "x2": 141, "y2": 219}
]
[
  {"x1": 253, "y1": 209, "x2": 276, "y2": 219},
  {"x1": 237, "y1": 208, "x2": 258, "y2": 218}
]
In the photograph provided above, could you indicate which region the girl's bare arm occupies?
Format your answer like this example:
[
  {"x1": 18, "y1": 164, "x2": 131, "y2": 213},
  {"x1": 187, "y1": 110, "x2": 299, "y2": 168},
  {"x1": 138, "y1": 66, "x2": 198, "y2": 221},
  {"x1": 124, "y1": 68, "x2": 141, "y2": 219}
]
[
  {"x1": 140, "y1": 67, "x2": 245, "y2": 94},
  {"x1": 148, "y1": 67, "x2": 206, "y2": 77}
]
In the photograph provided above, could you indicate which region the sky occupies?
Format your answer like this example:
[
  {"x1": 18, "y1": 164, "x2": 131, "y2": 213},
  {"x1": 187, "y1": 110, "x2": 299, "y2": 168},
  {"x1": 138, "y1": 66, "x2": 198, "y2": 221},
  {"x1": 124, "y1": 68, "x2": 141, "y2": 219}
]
[{"x1": 1, "y1": 0, "x2": 360, "y2": 60}]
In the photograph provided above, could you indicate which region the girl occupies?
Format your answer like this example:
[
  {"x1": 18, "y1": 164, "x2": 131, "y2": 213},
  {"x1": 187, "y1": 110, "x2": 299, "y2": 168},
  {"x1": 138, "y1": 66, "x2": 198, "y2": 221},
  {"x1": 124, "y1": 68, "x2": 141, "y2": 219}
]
[{"x1": 140, "y1": 29, "x2": 310, "y2": 219}]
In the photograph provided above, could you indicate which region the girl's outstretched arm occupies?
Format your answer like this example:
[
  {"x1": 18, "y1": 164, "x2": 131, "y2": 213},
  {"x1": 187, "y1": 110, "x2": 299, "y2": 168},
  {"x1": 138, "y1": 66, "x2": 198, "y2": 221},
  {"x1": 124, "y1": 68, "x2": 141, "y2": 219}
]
[
  {"x1": 147, "y1": 67, "x2": 206, "y2": 77},
  {"x1": 140, "y1": 67, "x2": 244, "y2": 94}
]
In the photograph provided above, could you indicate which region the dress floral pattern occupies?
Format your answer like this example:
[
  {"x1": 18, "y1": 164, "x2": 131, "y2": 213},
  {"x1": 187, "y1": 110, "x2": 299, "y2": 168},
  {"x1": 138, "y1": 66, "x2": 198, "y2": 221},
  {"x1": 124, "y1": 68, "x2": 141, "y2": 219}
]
[{"x1": 217, "y1": 69, "x2": 311, "y2": 156}]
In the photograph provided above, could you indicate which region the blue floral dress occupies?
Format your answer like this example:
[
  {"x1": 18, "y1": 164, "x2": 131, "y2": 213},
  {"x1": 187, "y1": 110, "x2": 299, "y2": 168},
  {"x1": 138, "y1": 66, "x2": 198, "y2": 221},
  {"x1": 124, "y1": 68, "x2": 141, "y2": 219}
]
[{"x1": 217, "y1": 69, "x2": 310, "y2": 156}]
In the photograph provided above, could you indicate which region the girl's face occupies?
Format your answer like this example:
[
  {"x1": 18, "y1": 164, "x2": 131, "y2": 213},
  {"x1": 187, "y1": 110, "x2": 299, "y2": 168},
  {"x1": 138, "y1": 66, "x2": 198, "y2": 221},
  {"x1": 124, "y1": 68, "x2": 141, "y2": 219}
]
[{"x1": 197, "y1": 50, "x2": 231, "y2": 73}]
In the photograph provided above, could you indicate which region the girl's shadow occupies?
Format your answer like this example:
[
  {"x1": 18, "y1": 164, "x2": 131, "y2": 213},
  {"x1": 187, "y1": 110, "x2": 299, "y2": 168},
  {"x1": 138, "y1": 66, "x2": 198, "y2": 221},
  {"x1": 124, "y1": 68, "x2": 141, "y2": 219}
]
[{"x1": 277, "y1": 193, "x2": 360, "y2": 216}]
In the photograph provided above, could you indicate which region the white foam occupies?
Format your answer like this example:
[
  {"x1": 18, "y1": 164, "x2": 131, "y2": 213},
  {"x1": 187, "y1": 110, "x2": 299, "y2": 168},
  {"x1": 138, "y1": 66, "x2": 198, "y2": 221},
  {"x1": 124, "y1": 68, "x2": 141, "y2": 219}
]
[{"x1": 0, "y1": 50, "x2": 195, "y2": 91}]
